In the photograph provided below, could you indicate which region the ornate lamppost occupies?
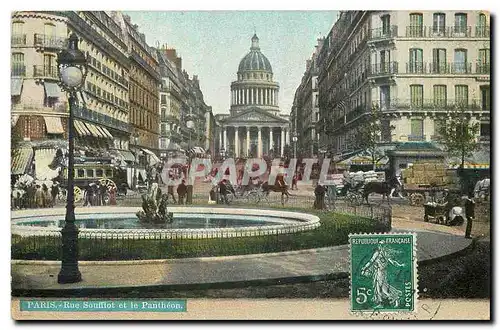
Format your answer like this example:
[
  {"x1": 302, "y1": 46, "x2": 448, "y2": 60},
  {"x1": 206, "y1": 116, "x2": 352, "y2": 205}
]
[
  {"x1": 292, "y1": 133, "x2": 298, "y2": 159},
  {"x1": 132, "y1": 132, "x2": 139, "y2": 190},
  {"x1": 56, "y1": 33, "x2": 88, "y2": 284},
  {"x1": 186, "y1": 119, "x2": 195, "y2": 151}
]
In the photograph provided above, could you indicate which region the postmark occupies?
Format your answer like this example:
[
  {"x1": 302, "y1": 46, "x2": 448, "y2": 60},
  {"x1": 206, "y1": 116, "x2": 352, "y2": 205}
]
[{"x1": 350, "y1": 233, "x2": 418, "y2": 313}]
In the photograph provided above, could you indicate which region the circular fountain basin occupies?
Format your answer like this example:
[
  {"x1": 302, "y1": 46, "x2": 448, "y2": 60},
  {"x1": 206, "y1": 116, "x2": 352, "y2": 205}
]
[{"x1": 11, "y1": 207, "x2": 321, "y2": 239}]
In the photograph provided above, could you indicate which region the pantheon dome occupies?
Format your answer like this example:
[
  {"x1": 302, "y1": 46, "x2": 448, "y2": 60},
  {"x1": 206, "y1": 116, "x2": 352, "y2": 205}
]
[
  {"x1": 217, "y1": 34, "x2": 289, "y2": 159},
  {"x1": 230, "y1": 34, "x2": 280, "y2": 116}
]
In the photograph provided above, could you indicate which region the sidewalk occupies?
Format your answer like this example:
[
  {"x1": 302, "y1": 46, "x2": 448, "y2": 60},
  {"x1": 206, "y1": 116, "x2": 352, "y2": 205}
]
[{"x1": 11, "y1": 225, "x2": 472, "y2": 294}]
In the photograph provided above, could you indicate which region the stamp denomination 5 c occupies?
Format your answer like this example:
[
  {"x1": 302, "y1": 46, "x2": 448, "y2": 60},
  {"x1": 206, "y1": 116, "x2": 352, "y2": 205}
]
[{"x1": 350, "y1": 233, "x2": 417, "y2": 313}]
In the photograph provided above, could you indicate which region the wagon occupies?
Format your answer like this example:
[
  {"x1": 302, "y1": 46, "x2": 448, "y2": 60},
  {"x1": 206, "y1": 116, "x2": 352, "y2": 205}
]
[{"x1": 423, "y1": 202, "x2": 449, "y2": 224}]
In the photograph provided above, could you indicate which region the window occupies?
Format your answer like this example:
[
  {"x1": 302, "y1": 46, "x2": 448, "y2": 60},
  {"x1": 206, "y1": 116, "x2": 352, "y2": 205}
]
[
  {"x1": 381, "y1": 119, "x2": 391, "y2": 142},
  {"x1": 77, "y1": 169, "x2": 85, "y2": 178},
  {"x1": 454, "y1": 13, "x2": 468, "y2": 35},
  {"x1": 433, "y1": 85, "x2": 447, "y2": 107},
  {"x1": 43, "y1": 54, "x2": 56, "y2": 76},
  {"x1": 453, "y1": 49, "x2": 468, "y2": 73},
  {"x1": 86, "y1": 169, "x2": 94, "y2": 178},
  {"x1": 11, "y1": 52, "x2": 24, "y2": 76},
  {"x1": 410, "y1": 85, "x2": 423, "y2": 108},
  {"x1": 433, "y1": 13, "x2": 446, "y2": 35},
  {"x1": 455, "y1": 85, "x2": 468, "y2": 107},
  {"x1": 477, "y1": 13, "x2": 488, "y2": 37},
  {"x1": 380, "y1": 85, "x2": 390, "y2": 110},
  {"x1": 409, "y1": 13, "x2": 423, "y2": 37},
  {"x1": 480, "y1": 85, "x2": 490, "y2": 110},
  {"x1": 380, "y1": 50, "x2": 390, "y2": 72},
  {"x1": 433, "y1": 119, "x2": 444, "y2": 139},
  {"x1": 410, "y1": 119, "x2": 424, "y2": 139},
  {"x1": 478, "y1": 49, "x2": 490, "y2": 74},
  {"x1": 95, "y1": 169, "x2": 103, "y2": 177},
  {"x1": 409, "y1": 48, "x2": 423, "y2": 73},
  {"x1": 432, "y1": 49, "x2": 447, "y2": 73},
  {"x1": 381, "y1": 15, "x2": 391, "y2": 35},
  {"x1": 44, "y1": 23, "x2": 55, "y2": 37},
  {"x1": 160, "y1": 94, "x2": 167, "y2": 104},
  {"x1": 480, "y1": 122, "x2": 490, "y2": 137}
]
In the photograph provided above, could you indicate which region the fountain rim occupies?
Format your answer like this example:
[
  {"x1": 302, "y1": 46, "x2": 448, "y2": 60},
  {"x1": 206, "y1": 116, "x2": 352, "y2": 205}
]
[{"x1": 11, "y1": 207, "x2": 321, "y2": 239}]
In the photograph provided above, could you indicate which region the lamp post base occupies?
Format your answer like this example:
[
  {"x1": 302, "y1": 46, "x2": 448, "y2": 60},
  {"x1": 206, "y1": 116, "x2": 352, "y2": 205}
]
[{"x1": 58, "y1": 269, "x2": 82, "y2": 284}]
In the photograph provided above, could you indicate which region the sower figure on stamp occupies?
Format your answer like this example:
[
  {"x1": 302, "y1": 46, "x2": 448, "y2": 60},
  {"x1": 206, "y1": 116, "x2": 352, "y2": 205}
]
[{"x1": 361, "y1": 245, "x2": 405, "y2": 308}]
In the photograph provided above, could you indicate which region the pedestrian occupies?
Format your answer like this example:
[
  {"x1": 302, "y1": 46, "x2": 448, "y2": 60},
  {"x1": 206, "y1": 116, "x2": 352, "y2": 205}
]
[
  {"x1": 218, "y1": 179, "x2": 229, "y2": 205},
  {"x1": 34, "y1": 184, "x2": 43, "y2": 208},
  {"x1": 51, "y1": 182, "x2": 59, "y2": 206},
  {"x1": 314, "y1": 183, "x2": 327, "y2": 210},
  {"x1": 464, "y1": 195, "x2": 475, "y2": 239},
  {"x1": 292, "y1": 172, "x2": 298, "y2": 190},
  {"x1": 177, "y1": 179, "x2": 187, "y2": 205},
  {"x1": 99, "y1": 183, "x2": 108, "y2": 205},
  {"x1": 167, "y1": 174, "x2": 177, "y2": 204},
  {"x1": 109, "y1": 185, "x2": 117, "y2": 205},
  {"x1": 42, "y1": 184, "x2": 51, "y2": 208}
]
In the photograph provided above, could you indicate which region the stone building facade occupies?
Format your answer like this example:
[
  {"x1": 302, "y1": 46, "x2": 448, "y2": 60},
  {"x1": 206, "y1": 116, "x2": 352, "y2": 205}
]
[{"x1": 316, "y1": 10, "x2": 490, "y2": 167}]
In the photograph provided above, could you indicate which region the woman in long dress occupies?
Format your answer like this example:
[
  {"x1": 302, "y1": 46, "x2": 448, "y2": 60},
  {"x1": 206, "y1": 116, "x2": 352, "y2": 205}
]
[{"x1": 361, "y1": 245, "x2": 405, "y2": 308}]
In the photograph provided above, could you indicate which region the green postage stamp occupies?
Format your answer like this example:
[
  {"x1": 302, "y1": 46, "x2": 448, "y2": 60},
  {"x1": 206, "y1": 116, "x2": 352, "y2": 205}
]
[{"x1": 350, "y1": 233, "x2": 418, "y2": 313}]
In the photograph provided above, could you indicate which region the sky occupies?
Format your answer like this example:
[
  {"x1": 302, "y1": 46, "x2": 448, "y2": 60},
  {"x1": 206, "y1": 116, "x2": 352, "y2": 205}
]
[{"x1": 125, "y1": 11, "x2": 338, "y2": 115}]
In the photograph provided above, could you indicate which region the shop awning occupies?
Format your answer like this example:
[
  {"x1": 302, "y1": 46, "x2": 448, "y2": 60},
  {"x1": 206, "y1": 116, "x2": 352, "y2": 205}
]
[
  {"x1": 44, "y1": 82, "x2": 61, "y2": 98},
  {"x1": 43, "y1": 116, "x2": 64, "y2": 134},
  {"x1": 84, "y1": 122, "x2": 103, "y2": 137},
  {"x1": 98, "y1": 126, "x2": 113, "y2": 139},
  {"x1": 11, "y1": 115, "x2": 19, "y2": 128},
  {"x1": 11, "y1": 78, "x2": 23, "y2": 96},
  {"x1": 118, "y1": 150, "x2": 136, "y2": 162},
  {"x1": 447, "y1": 150, "x2": 490, "y2": 169},
  {"x1": 34, "y1": 148, "x2": 57, "y2": 180},
  {"x1": 74, "y1": 120, "x2": 87, "y2": 136},
  {"x1": 141, "y1": 148, "x2": 160, "y2": 165},
  {"x1": 11, "y1": 147, "x2": 33, "y2": 175}
]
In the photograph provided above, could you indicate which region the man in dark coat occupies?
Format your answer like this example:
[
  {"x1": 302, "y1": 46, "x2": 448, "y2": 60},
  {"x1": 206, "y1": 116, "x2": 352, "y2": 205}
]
[
  {"x1": 464, "y1": 195, "x2": 475, "y2": 239},
  {"x1": 177, "y1": 180, "x2": 187, "y2": 205},
  {"x1": 314, "y1": 183, "x2": 327, "y2": 210}
]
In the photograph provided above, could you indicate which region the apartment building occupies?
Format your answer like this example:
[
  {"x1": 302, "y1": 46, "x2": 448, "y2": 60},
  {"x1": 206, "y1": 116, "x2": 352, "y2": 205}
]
[
  {"x1": 317, "y1": 11, "x2": 490, "y2": 167},
  {"x1": 291, "y1": 38, "x2": 324, "y2": 157},
  {"x1": 124, "y1": 14, "x2": 161, "y2": 156}
]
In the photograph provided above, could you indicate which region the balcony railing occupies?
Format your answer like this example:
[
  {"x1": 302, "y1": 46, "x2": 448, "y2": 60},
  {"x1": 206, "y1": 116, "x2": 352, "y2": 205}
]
[
  {"x1": 73, "y1": 105, "x2": 129, "y2": 132},
  {"x1": 475, "y1": 25, "x2": 490, "y2": 38},
  {"x1": 476, "y1": 63, "x2": 490, "y2": 74},
  {"x1": 408, "y1": 135, "x2": 426, "y2": 141},
  {"x1": 11, "y1": 34, "x2": 27, "y2": 46},
  {"x1": 369, "y1": 62, "x2": 398, "y2": 76},
  {"x1": 33, "y1": 34, "x2": 67, "y2": 49},
  {"x1": 405, "y1": 26, "x2": 472, "y2": 38},
  {"x1": 372, "y1": 98, "x2": 485, "y2": 111},
  {"x1": 11, "y1": 63, "x2": 26, "y2": 77},
  {"x1": 404, "y1": 62, "x2": 474, "y2": 74},
  {"x1": 369, "y1": 26, "x2": 398, "y2": 40},
  {"x1": 12, "y1": 101, "x2": 67, "y2": 113},
  {"x1": 33, "y1": 65, "x2": 58, "y2": 79}
]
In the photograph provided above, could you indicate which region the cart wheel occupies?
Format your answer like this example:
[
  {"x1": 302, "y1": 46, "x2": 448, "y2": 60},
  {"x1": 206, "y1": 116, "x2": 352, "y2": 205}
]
[
  {"x1": 410, "y1": 193, "x2": 425, "y2": 206},
  {"x1": 424, "y1": 215, "x2": 429, "y2": 222},
  {"x1": 99, "y1": 178, "x2": 117, "y2": 191},
  {"x1": 58, "y1": 188, "x2": 67, "y2": 202},
  {"x1": 74, "y1": 186, "x2": 82, "y2": 203}
]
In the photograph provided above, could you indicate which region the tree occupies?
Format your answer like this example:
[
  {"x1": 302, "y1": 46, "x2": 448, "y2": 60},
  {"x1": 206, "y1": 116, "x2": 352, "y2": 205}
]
[
  {"x1": 353, "y1": 106, "x2": 392, "y2": 171},
  {"x1": 436, "y1": 108, "x2": 480, "y2": 170}
]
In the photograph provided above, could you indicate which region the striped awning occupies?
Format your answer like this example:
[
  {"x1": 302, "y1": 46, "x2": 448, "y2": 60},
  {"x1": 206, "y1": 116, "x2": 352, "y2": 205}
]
[
  {"x1": 44, "y1": 82, "x2": 61, "y2": 98},
  {"x1": 97, "y1": 125, "x2": 113, "y2": 139},
  {"x1": 74, "y1": 120, "x2": 87, "y2": 136},
  {"x1": 84, "y1": 122, "x2": 102, "y2": 137},
  {"x1": 11, "y1": 78, "x2": 23, "y2": 96},
  {"x1": 448, "y1": 163, "x2": 490, "y2": 169},
  {"x1": 43, "y1": 116, "x2": 64, "y2": 134},
  {"x1": 34, "y1": 148, "x2": 57, "y2": 180},
  {"x1": 187, "y1": 146, "x2": 206, "y2": 155},
  {"x1": 118, "y1": 150, "x2": 136, "y2": 162},
  {"x1": 11, "y1": 147, "x2": 33, "y2": 175},
  {"x1": 141, "y1": 148, "x2": 160, "y2": 165}
]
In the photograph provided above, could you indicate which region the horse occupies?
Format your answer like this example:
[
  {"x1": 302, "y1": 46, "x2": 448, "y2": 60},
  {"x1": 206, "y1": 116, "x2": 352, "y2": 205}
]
[
  {"x1": 362, "y1": 181, "x2": 393, "y2": 205},
  {"x1": 261, "y1": 180, "x2": 291, "y2": 206}
]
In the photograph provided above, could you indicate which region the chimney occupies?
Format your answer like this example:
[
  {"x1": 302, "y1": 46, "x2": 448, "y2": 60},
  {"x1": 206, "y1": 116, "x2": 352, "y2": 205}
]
[{"x1": 176, "y1": 58, "x2": 182, "y2": 70}]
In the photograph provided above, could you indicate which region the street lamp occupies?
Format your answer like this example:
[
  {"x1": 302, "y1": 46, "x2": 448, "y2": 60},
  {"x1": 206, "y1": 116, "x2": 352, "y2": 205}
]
[
  {"x1": 56, "y1": 33, "x2": 88, "y2": 284},
  {"x1": 292, "y1": 133, "x2": 298, "y2": 159},
  {"x1": 186, "y1": 119, "x2": 194, "y2": 150},
  {"x1": 132, "y1": 132, "x2": 139, "y2": 190}
]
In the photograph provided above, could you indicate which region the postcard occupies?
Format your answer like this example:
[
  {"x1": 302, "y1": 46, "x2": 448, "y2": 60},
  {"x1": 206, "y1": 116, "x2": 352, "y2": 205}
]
[{"x1": 10, "y1": 10, "x2": 490, "y2": 320}]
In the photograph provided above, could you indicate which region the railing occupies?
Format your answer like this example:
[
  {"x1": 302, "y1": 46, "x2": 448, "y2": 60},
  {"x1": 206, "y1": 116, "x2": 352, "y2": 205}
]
[
  {"x1": 33, "y1": 34, "x2": 67, "y2": 49},
  {"x1": 408, "y1": 135, "x2": 426, "y2": 141},
  {"x1": 74, "y1": 105, "x2": 129, "y2": 132},
  {"x1": 369, "y1": 26, "x2": 398, "y2": 40},
  {"x1": 11, "y1": 63, "x2": 26, "y2": 77},
  {"x1": 404, "y1": 62, "x2": 474, "y2": 74},
  {"x1": 12, "y1": 102, "x2": 67, "y2": 113},
  {"x1": 369, "y1": 62, "x2": 398, "y2": 76},
  {"x1": 33, "y1": 65, "x2": 58, "y2": 79},
  {"x1": 130, "y1": 50, "x2": 161, "y2": 82},
  {"x1": 346, "y1": 105, "x2": 369, "y2": 122},
  {"x1": 405, "y1": 25, "x2": 472, "y2": 38},
  {"x1": 475, "y1": 25, "x2": 490, "y2": 38},
  {"x1": 476, "y1": 63, "x2": 490, "y2": 74},
  {"x1": 372, "y1": 98, "x2": 484, "y2": 111},
  {"x1": 11, "y1": 34, "x2": 27, "y2": 46}
]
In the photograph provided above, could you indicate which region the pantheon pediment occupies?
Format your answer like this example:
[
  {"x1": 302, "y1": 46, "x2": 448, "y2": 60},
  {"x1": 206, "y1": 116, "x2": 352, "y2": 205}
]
[{"x1": 222, "y1": 107, "x2": 288, "y2": 125}]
